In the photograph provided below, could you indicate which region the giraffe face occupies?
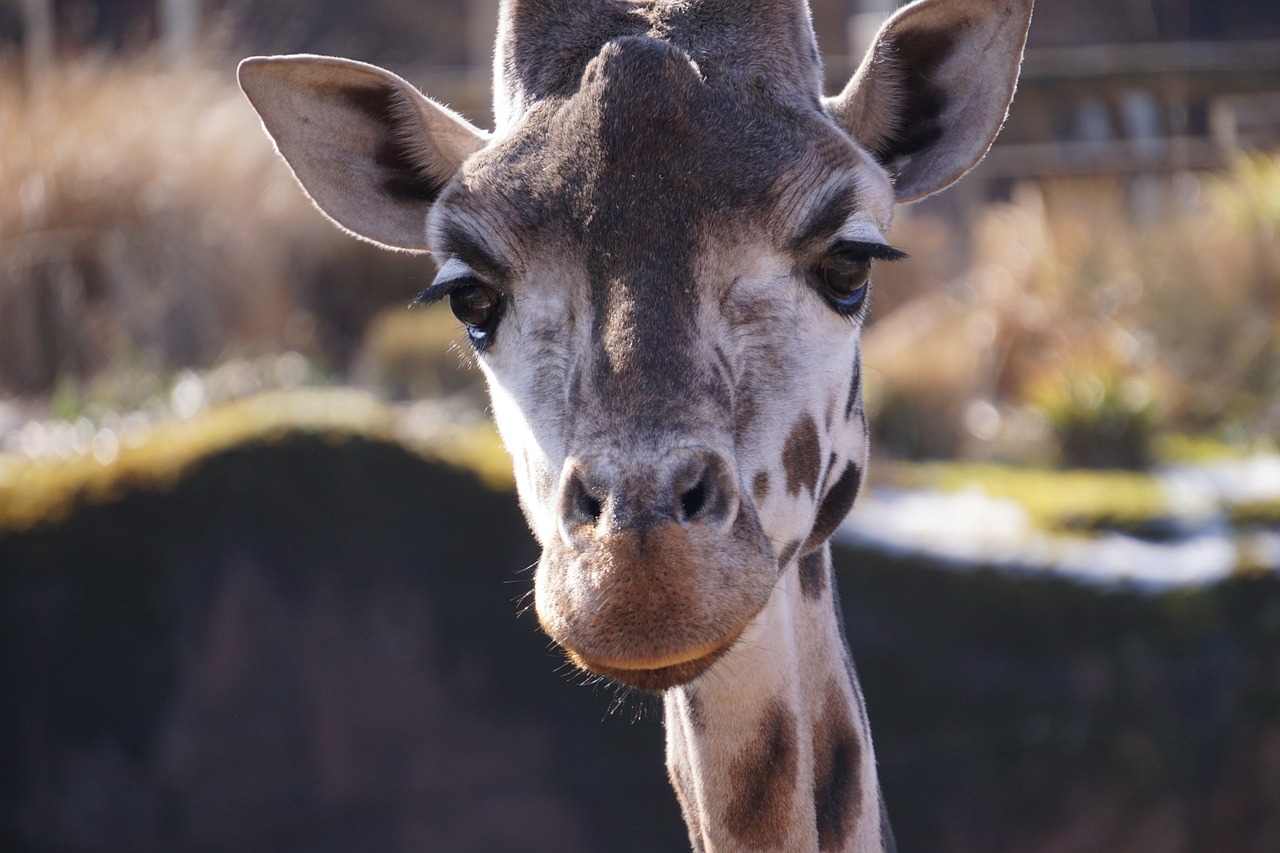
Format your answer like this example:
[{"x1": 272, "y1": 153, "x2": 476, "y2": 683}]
[
  {"x1": 239, "y1": 0, "x2": 1033, "y2": 692},
  {"x1": 424, "y1": 38, "x2": 897, "y2": 689}
]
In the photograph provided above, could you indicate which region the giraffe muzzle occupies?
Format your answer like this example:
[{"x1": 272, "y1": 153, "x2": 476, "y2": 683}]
[{"x1": 537, "y1": 447, "x2": 777, "y2": 690}]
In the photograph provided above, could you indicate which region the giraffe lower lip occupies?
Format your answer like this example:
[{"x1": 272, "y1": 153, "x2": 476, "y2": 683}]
[{"x1": 567, "y1": 627, "x2": 746, "y2": 691}]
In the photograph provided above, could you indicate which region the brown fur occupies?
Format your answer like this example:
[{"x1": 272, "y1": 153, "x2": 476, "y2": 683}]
[
  {"x1": 752, "y1": 470, "x2": 770, "y2": 505},
  {"x1": 778, "y1": 538, "x2": 803, "y2": 570},
  {"x1": 805, "y1": 462, "x2": 865, "y2": 556},
  {"x1": 798, "y1": 548, "x2": 828, "y2": 599},
  {"x1": 537, "y1": 510, "x2": 775, "y2": 689},
  {"x1": 813, "y1": 678, "x2": 863, "y2": 850},
  {"x1": 782, "y1": 413, "x2": 822, "y2": 497},
  {"x1": 725, "y1": 699, "x2": 800, "y2": 847}
]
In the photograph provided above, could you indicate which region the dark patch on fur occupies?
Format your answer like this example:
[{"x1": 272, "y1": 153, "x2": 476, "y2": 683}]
[
  {"x1": 782, "y1": 414, "x2": 821, "y2": 497},
  {"x1": 726, "y1": 699, "x2": 798, "y2": 847},
  {"x1": 654, "y1": 0, "x2": 821, "y2": 102},
  {"x1": 752, "y1": 470, "x2": 770, "y2": 505},
  {"x1": 813, "y1": 679, "x2": 862, "y2": 851},
  {"x1": 437, "y1": 221, "x2": 507, "y2": 282},
  {"x1": 503, "y1": 0, "x2": 648, "y2": 104},
  {"x1": 338, "y1": 85, "x2": 446, "y2": 205},
  {"x1": 876, "y1": 27, "x2": 959, "y2": 171},
  {"x1": 845, "y1": 355, "x2": 862, "y2": 421},
  {"x1": 798, "y1": 549, "x2": 827, "y2": 599},
  {"x1": 804, "y1": 462, "x2": 863, "y2": 553},
  {"x1": 502, "y1": 0, "x2": 824, "y2": 108},
  {"x1": 777, "y1": 538, "x2": 801, "y2": 569}
]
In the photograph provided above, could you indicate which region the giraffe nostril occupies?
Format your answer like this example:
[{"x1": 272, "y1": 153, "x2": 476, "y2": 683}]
[
  {"x1": 581, "y1": 491, "x2": 603, "y2": 522},
  {"x1": 674, "y1": 452, "x2": 737, "y2": 528},
  {"x1": 565, "y1": 471, "x2": 604, "y2": 525},
  {"x1": 680, "y1": 478, "x2": 708, "y2": 522},
  {"x1": 560, "y1": 449, "x2": 738, "y2": 540}
]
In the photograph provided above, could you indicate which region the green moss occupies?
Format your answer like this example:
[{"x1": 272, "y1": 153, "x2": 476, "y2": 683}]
[
  {"x1": 883, "y1": 461, "x2": 1169, "y2": 533},
  {"x1": 0, "y1": 389, "x2": 511, "y2": 536},
  {"x1": 1155, "y1": 433, "x2": 1277, "y2": 464},
  {"x1": 1228, "y1": 498, "x2": 1280, "y2": 531}
]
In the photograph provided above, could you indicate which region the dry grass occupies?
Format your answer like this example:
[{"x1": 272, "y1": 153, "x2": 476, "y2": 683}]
[
  {"x1": 869, "y1": 154, "x2": 1280, "y2": 462},
  {"x1": 2, "y1": 54, "x2": 304, "y2": 390},
  {"x1": 0, "y1": 52, "x2": 429, "y2": 396}
]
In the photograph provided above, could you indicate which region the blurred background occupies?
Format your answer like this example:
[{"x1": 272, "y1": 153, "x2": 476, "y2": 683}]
[{"x1": 1, "y1": 1, "x2": 1279, "y2": 851}]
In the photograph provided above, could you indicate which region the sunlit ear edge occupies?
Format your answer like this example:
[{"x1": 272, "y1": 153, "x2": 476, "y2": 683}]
[
  {"x1": 825, "y1": 0, "x2": 1034, "y2": 203},
  {"x1": 238, "y1": 54, "x2": 489, "y2": 252}
]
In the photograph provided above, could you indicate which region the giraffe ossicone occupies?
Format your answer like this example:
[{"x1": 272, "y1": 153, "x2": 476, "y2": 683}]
[{"x1": 240, "y1": 1, "x2": 1032, "y2": 849}]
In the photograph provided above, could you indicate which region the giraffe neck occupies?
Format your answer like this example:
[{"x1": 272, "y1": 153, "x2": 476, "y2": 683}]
[{"x1": 663, "y1": 545, "x2": 889, "y2": 852}]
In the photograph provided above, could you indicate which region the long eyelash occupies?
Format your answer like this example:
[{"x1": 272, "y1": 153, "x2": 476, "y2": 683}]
[
  {"x1": 411, "y1": 274, "x2": 483, "y2": 307},
  {"x1": 410, "y1": 282, "x2": 451, "y2": 306},
  {"x1": 833, "y1": 240, "x2": 909, "y2": 262}
]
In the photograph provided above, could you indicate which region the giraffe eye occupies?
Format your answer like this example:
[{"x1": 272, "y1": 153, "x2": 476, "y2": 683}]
[
  {"x1": 812, "y1": 241, "x2": 906, "y2": 317},
  {"x1": 815, "y1": 249, "x2": 872, "y2": 315},
  {"x1": 449, "y1": 282, "x2": 505, "y2": 348}
]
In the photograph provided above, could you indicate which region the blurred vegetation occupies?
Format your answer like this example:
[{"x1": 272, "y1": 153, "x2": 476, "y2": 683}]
[
  {"x1": 883, "y1": 462, "x2": 1170, "y2": 535},
  {"x1": 351, "y1": 304, "x2": 486, "y2": 406},
  {"x1": 0, "y1": 41, "x2": 1276, "y2": 475},
  {"x1": 0, "y1": 51, "x2": 431, "y2": 397},
  {"x1": 868, "y1": 154, "x2": 1280, "y2": 464}
]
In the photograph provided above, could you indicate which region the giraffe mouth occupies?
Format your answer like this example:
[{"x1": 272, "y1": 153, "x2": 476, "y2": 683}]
[{"x1": 565, "y1": 624, "x2": 748, "y2": 691}]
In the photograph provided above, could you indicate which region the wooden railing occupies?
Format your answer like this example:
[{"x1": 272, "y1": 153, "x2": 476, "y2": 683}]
[{"x1": 829, "y1": 40, "x2": 1280, "y2": 181}]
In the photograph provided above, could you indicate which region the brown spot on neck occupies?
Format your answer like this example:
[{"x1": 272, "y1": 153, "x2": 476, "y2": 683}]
[
  {"x1": 813, "y1": 678, "x2": 863, "y2": 850},
  {"x1": 804, "y1": 462, "x2": 864, "y2": 554},
  {"x1": 725, "y1": 699, "x2": 799, "y2": 847},
  {"x1": 782, "y1": 414, "x2": 821, "y2": 497},
  {"x1": 798, "y1": 549, "x2": 828, "y2": 599}
]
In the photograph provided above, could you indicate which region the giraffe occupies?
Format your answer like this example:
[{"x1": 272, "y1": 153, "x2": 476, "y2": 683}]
[{"x1": 239, "y1": 0, "x2": 1032, "y2": 849}]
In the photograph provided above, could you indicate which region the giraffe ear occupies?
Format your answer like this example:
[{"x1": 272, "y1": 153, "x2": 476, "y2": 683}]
[
  {"x1": 238, "y1": 55, "x2": 488, "y2": 251},
  {"x1": 825, "y1": 0, "x2": 1032, "y2": 202}
]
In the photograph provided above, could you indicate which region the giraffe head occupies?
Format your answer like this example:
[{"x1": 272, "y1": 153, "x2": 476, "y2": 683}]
[{"x1": 240, "y1": 0, "x2": 1032, "y2": 691}]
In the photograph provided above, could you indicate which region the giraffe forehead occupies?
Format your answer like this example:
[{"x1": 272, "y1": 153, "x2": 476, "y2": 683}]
[{"x1": 449, "y1": 36, "x2": 876, "y2": 273}]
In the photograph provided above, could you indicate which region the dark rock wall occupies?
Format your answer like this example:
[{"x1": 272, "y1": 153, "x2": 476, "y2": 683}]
[
  {"x1": 837, "y1": 556, "x2": 1280, "y2": 853},
  {"x1": 2, "y1": 434, "x2": 1279, "y2": 851},
  {"x1": 0, "y1": 436, "x2": 684, "y2": 852}
]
